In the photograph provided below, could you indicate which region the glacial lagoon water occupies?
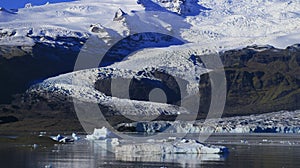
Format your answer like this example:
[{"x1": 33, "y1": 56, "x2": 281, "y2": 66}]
[{"x1": 1, "y1": 133, "x2": 300, "y2": 168}]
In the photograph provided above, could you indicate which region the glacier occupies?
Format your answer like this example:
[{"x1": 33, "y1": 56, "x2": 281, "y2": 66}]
[
  {"x1": 26, "y1": 44, "x2": 213, "y2": 117},
  {"x1": 116, "y1": 110, "x2": 300, "y2": 134}
]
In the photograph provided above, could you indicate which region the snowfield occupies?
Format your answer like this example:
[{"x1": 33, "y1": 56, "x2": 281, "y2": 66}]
[{"x1": 0, "y1": 0, "x2": 300, "y2": 50}]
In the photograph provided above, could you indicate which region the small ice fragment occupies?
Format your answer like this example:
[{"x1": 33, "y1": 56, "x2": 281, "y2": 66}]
[
  {"x1": 39, "y1": 132, "x2": 46, "y2": 137},
  {"x1": 85, "y1": 127, "x2": 112, "y2": 140},
  {"x1": 240, "y1": 140, "x2": 248, "y2": 144},
  {"x1": 72, "y1": 133, "x2": 80, "y2": 141},
  {"x1": 52, "y1": 134, "x2": 63, "y2": 141},
  {"x1": 50, "y1": 134, "x2": 74, "y2": 143},
  {"x1": 45, "y1": 164, "x2": 52, "y2": 168},
  {"x1": 110, "y1": 138, "x2": 120, "y2": 146},
  {"x1": 33, "y1": 144, "x2": 38, "y2": 149}
]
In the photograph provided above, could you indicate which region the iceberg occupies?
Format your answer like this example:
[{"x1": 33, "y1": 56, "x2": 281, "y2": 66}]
[
  {"x1": 115, "y1": 139, "x2": 228, "y2": 154},
  {"x1": 86, "y1": 127, "x2": 228, "y2": 155},
  {"x1": 72, "y1": 133, "x2": 80, "y2": 141},
  {"x1": 85, "y1": 127, "x2": 112, "y2": 140}
]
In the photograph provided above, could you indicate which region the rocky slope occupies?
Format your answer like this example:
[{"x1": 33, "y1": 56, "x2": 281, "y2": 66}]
[{"x1": 220, "y1": 44, "x2": 300, "y2": 116}]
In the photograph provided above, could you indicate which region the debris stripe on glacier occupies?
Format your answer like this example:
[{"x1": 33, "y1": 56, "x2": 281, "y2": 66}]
[{"x1": 117, "y1": 110, "x2": 300, "y2": 134}]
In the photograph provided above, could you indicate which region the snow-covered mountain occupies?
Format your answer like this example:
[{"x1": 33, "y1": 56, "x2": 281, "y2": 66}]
[
  {"x1": 1, "y1": 0, "x2": 300, "y2": 49},
  {"x1": 1, "y1": 0, "x2": 300, "y2": 129}
]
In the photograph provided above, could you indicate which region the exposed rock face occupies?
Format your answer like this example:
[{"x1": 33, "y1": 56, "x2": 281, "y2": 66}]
[
  {"x1": 197, "y1": 44, "x2": 300, "y2": 117},
  {"x1": 113, "y1": 8, "x2": 127, "y2": 21},
  {"x1": 222, "y1": 45, "x2": 300, "y2": 116}
]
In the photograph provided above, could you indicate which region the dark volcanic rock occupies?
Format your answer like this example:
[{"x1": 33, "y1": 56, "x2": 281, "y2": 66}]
[
  {"x1": 0, "y1": 116, "x2": 18, "y2": 124},
  {"x1": 218, "y1": 45, "x2": 299, "y2": 116}
]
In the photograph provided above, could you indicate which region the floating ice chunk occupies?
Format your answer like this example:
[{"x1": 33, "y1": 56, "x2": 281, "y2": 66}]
[
  {"x1": 72, "y1": 133, "x2": 80, "y2": 141},
  {"x1": 50, "y1": 134, "x2": 74, "y2": 143},
  {"x1": 107, "y1": 138, "x2": 120, "y2": 146},
  {"x1": 33, "y1": 144, "x2": 38, "y2": 149},
  {"x1": 39, "y1": 132, "x2": 47, "y2": 137},
  {"x1": 51, "y1": 134, "x2": 63, "y2": 141},
  {"x1": 115, "y1": 139, "x2": 228, "y2": 154},
  {"x1": 85, "y1": 127, "x2": 112, "y2": 140},
  {"x1": 44, "y1": 164, "x2": 52, "y2": 168}
]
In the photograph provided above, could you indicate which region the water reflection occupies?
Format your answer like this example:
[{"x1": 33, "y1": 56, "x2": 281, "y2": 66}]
[
  {"x1": 115, "y1": 152, "x2": 225, "y2": 167},
  {"x1": 1, "y1": 134, "x2": 300, "y2": 168},
  {"x1": 39, "y1": 142, "x2": 97, "y2": 168},
  {"x1": 39, "y1": 140, "x2": 225, "y2": 168}
]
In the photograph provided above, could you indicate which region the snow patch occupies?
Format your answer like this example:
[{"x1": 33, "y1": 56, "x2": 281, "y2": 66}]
[{"x1": 1, "y1": 0, "x2": 300, "y2": 49}]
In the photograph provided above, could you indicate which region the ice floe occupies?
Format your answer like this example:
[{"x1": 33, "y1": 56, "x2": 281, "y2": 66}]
[
  {"x1": 85, "y1": 127, "x2": 112, "y2": 140},
  {"x1": 85, "y1": 127, "x2": 228, "y2": 154},
  {"x1": 115, "y1": 138, "x2": 228, "y2": 154},
  {"x1": 50, "y1": 132, "x2": 79, "y2": 143}
]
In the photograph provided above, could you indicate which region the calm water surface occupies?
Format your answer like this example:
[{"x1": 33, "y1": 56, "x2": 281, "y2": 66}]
[{"x1": 1, "y1": 134, "x2": 300, "y2": 168}]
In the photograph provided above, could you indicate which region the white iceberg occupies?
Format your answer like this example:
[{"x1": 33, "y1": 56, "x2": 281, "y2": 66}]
[
  {"x1": 85, "y1": 127, "x2": 112, "y2": 140},
  {"x1": 115, "y1": 139, "x2": 228, "y2": 154},
  {"x1": 86, "y1": 127, "x2": 227, "y2": 154},
  {"x1": 72, "y1": 133, "x2": 80, "y2": 141}
]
